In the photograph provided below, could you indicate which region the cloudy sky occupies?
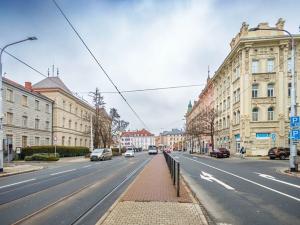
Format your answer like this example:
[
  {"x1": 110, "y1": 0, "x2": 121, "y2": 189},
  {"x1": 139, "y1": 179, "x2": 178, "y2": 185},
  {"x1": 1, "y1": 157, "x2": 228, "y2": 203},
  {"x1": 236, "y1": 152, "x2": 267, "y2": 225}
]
[{"x1": 1, "y1": 0, "x2": 299, "y2": 134}]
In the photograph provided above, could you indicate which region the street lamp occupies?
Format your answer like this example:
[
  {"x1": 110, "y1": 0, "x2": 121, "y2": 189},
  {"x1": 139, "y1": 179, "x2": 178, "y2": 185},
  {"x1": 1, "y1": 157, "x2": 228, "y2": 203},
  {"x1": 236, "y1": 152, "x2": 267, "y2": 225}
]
[
  {"x1": 0, "y1": 37, "x2": 37, "y2": 172},
  {"x1": 249, "y1": 27, "x2": 297, "y2": 171}
]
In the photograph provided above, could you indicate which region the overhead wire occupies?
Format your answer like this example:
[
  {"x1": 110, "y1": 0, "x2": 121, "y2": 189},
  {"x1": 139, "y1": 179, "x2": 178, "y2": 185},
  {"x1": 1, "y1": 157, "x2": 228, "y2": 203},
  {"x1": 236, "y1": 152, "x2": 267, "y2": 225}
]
[{"x1": 52, "y1": 0, "x2": 149, "y2": 129}]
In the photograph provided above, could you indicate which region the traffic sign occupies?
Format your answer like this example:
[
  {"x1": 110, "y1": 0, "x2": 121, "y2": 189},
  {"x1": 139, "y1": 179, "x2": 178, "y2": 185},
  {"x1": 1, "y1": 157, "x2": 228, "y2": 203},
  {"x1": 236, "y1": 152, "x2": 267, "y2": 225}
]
[
  {"x1": 291, "y1": 130, "x2": 300, "y2": 140},
  {"x1": 290, "y1": 116, "x2": 300, "y2": 127}
]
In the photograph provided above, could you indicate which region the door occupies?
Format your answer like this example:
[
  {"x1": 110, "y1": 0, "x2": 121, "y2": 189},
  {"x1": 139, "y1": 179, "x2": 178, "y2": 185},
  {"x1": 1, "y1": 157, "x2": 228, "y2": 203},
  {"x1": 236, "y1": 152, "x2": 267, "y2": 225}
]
[{"x1": 236, "y1": 141, "x2": 240, "y2": 153}]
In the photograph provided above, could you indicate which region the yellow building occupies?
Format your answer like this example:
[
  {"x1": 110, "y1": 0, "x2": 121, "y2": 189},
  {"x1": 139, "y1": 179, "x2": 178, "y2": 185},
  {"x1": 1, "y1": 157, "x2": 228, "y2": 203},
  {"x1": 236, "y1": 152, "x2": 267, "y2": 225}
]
[
  {"x1": 212, "y1": 19, "x2": 300, "y2": 155},
  {"x1": 32, "y1": 76, "x2": 94, "y2": 148}
]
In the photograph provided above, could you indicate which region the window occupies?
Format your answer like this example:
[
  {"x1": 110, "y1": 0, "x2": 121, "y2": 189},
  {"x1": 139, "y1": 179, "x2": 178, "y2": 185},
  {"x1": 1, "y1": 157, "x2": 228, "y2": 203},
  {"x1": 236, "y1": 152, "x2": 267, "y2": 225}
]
[
  {"x1": 252, "y1": 84, "x2": 258, "y2": 98},
  {"x1": 45, "y1": 138, "x2": 50, "y2": 145},
  {"x1": 45, "y1": 121, "x2": 50, "y2": 130},
  {"x1": 68, "y1": 137, "x2": 71, "y2": 146},
  {"x1": 236, "y1": 88, "x2": 240, "y2": 102},
  {"x1": 35, "y1": 100, "x2": 40, "y2": 110},
  {"x1": 22, "y1": 95, "x2": 28, "y2": 106},
  {"x1": 268, "y1": 107, "x2": 274, "y2": 120},
  {"x1": 223, "y1": 117, "x2": 226, "y2": 128},
  {"x1": 80, "y1": 124, "x2": 82, "y2": 131},
  {"x1": 288, "y1": 83, "x2": 291, "y2": 97},
  {"x1": 233, "y1": 112, "x2": 236, "y2": 125},
  {"x1": 75, "y1": 107, "x2": 78, "y2": 115},
  {"x1": 252, "y1": 59, "x2": 259, "y2": 73},
  {"x1": 35, "y1": 118, "x2": 40, "y2": 129},
  {"x1": 227, "y1": 97, "x2": 230, "y2": 109},
  {"x1": 63, "y1": 117, "x2": 66, "y2": 128},
  {"x1": 75, "y1": 138, "x2": 77, "y2": 146},
  {"x1": 35, "y1": 137, "x2": 40, "y2": 146},
  {"x1": 63, "y1": 100, "x2": 66, "y2": 109},
  {"x1": 46, "y1": 104, "x2": 50, "y2": 113},
  {"x1": 233, "y1": 91, "x2": 237, "y2": 103},
  {"x1": 6, "y1": 89, "x2": 13, "y2": 102},
  {"x1": 22, "y1": 116, "x2": 28, "y2": 127},
  {"x1": 62, "y1": 136, "x2": 65, "y2": 146},
  {"x1": 80, "y1": 139, "x2": 82, "y2": 146},
  {"x1": 267, "y1": 84, "x2": 274, "y2": 97},
  {"x1": 22, "y1": 136, "x2": 27, "y2": 147},
  {"x1": 85, "y1": 139, "x2": 87, "y2": 147},
  {"x1": 267, "y1": 59, "x2": 274, "y2": 72},
  {"x1": 223, "y1": 100, "x2": 226, "y2": 111},
  {"x1": 69, "y1": 103, "x2": 72, "y2": 112},
  {"x1": 227, "y1": 116, "x2": 230, "y2": 128},
  {"x1": 252, "y1": 108, "x2": 259, "y2": 121},
  {"x1": 75, "y1": 122, "x2": 78, "y2": 130},
  {"x1": 237, "y1": 111, "x2": 240, "y2": 124},
  {"x1": 69, "y1": 120, "x2": 72, "y2": 129},
  {"x1": 6, "y1": 112, "x2": 13, "y2": 125}
]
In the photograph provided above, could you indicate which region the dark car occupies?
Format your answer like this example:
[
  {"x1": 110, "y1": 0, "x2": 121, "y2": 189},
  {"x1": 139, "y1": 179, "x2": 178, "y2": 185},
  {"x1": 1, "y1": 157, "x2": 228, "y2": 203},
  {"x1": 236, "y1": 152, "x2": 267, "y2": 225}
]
[
  {"x1": 268, "y1": 147, "x2": 300, "y2": 160},
  {"x1": 210, "y1": 148, "x2": 230, "y2": 158}
]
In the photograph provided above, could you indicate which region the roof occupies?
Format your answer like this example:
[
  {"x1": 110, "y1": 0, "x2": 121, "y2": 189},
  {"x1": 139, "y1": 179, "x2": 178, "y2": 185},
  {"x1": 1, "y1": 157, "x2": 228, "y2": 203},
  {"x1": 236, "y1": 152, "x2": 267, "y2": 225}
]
[
  {"x1": 3, "y1": 77, "x2": 54, "y2": 103},
  {"x1": 160, "y1": 129, "x2": 183, "y2": 136},
  {"x1": 32, "y1": 76, "x2": 72, "y2": 94},
  {"x1": 121, "y1": 129, "x2": 154, "y2": 137}
]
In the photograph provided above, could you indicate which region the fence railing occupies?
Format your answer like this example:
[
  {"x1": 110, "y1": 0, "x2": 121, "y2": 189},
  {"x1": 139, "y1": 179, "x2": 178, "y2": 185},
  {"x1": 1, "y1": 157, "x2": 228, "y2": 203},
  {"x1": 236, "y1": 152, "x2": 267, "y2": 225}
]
[{"x1": 163, "y1": 151, "x2": 180, "y2": 197}]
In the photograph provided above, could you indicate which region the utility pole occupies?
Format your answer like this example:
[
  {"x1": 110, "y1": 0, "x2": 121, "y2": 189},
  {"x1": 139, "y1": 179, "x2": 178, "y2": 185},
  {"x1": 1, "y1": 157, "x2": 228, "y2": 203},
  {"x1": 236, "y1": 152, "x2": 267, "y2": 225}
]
[
  {"x1": 90, "y1": 114, "x2": 93, "y2": 152},
  {"x1": 0, "y1": 37, "x2": 37, "y2": 173}
]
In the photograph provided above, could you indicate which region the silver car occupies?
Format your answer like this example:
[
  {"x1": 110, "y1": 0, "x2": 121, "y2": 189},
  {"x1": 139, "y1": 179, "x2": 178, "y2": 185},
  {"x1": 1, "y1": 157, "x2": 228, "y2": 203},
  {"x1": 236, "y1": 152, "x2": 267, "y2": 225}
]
[{"x1": 90, "y1": 148, "x2": 112, "y2": 161}]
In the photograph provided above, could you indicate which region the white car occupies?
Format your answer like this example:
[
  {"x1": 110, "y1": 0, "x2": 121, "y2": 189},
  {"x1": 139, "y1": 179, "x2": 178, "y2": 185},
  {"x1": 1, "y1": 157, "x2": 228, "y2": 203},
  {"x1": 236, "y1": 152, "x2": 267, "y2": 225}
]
[
  {"x1": 148, "y1": 145, "x2": 158, "y2": 155},
  {"x1": 124, "y1": 150, "x2": 135, "y2": 157}
]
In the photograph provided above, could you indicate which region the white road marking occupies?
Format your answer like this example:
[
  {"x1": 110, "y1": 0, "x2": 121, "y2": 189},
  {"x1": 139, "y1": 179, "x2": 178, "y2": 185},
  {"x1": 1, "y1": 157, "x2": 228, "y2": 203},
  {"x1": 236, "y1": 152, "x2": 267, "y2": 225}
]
[
  {"x1": 255, "y1": 173, "x2": 300, "y2": 189},
  {"x1": 83, "y1": 165, "x2": 92, "y2": 168},
  {"x1": 0, "y1": 178, "x2": 36, "y2": 189},
  {"x1": 200, "y1": 171, "x2": 235, "y2": 190},
  {"x1": 183, "y1": 156, "x2": 300, "y2": 202},
  {"x1": 50, "y1": 169, "x2": 76, "y2": 176}
]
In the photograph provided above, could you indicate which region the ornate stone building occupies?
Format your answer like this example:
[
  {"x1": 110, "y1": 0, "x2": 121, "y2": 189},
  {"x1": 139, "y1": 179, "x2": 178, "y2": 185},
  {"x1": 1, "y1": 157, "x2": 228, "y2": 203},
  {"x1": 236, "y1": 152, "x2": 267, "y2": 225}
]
[
  {"x1": 212, "y1": 19, "x2": 300, "y2": 155},
  {"x1": 32, "y1": 76, "x2": 94, "y2": 148},
  {"x1": 121, "y1": 129, "x2": 155, "y2": 150}
]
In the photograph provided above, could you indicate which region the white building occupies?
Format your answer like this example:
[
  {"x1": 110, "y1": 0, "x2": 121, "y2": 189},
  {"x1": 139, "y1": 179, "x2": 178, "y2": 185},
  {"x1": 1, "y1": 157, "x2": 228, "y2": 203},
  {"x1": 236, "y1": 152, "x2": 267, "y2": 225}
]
[{"x1": 121, "y1": 129, "x2": 155, "y2": 150}]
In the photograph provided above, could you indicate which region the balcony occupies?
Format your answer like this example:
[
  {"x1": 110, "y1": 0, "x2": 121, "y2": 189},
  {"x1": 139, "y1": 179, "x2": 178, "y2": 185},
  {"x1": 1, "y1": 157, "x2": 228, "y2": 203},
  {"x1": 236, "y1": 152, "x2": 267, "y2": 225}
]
[
  {"x1": 251, "y1": 72, "x2": 276, "y2": 83},
  {"x1": 251, "y1": 97, "x2": 276, "y2": 105}
]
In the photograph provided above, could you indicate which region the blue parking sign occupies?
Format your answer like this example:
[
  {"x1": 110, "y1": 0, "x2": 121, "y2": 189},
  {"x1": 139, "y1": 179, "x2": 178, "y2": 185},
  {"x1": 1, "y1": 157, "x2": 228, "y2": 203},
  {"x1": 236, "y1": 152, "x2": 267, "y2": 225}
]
[
  {"x1": 291, "y1": 130, "x2": 300, "y2": 140},
  {"x1": 290, "y1": 116, "x2": 300, "y2": 127}
]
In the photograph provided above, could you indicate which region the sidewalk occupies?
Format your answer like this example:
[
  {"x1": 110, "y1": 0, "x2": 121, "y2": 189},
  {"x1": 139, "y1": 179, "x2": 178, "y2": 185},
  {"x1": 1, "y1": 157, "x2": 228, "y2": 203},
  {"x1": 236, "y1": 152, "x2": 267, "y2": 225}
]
[
  {"x1": 0, "y1": 164, "x2": 44, "y2": 177},
  {"x1": 98, "y1": 154, "x2": 208, "y2": 225}
]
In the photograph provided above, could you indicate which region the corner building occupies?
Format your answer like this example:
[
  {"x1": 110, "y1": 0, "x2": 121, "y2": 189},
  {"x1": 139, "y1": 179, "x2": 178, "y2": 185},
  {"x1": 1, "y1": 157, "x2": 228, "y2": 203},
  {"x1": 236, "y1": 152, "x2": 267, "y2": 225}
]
[{"x1": 212, "y1": 19, "x2": 300, "y2": 155}]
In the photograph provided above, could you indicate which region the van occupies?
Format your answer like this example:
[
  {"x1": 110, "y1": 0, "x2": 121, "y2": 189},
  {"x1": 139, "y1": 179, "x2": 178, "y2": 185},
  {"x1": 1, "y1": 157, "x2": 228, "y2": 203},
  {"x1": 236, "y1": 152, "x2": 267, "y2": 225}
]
[
  {"x1": 148, "y1": 145, "x2": 158, "y2": 155},
  {"x1": 90, "y1": 148, "x2": 113, "y2": 161}
]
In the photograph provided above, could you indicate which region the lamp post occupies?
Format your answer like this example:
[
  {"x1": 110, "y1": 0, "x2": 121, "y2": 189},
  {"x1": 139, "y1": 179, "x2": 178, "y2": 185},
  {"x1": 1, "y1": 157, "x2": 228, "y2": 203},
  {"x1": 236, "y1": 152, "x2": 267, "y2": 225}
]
[
  {"x1": 0, "y1": 37, "x2": 37, "y2": 172},
  {"x1": 249, "y1": 27, "x2": 297, "y2": 171}
]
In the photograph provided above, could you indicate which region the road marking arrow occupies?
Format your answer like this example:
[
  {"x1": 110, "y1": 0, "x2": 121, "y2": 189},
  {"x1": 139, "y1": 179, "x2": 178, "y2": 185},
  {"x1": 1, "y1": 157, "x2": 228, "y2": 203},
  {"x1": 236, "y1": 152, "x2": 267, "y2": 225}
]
[
  {"x1": 200, "y1": 171, "x2": 235, "y2": 190},
  {"x1": 255, "y1": 173, "x2": 300, "y2": 189}
]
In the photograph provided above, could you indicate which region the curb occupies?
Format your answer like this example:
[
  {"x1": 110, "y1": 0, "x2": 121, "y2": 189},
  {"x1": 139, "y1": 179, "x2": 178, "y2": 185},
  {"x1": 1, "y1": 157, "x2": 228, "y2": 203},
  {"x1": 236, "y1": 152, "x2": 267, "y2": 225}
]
[
  {"x1": 0, "y1": 167, "x2": 44, "y2": 178},
  {"x1": 276, "y1": 167, "x2": 300, "y2": 178},
  {"x1": 96, "y1": 157, "x2": 153, "y2": 225}
]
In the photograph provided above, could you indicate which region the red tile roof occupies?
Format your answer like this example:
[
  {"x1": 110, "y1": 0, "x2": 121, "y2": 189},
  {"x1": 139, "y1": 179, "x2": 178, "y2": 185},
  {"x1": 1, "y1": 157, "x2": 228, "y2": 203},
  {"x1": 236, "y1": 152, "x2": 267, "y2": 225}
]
[{"x1": 121, "y1": 129, "x2": 154, "y2": 137}]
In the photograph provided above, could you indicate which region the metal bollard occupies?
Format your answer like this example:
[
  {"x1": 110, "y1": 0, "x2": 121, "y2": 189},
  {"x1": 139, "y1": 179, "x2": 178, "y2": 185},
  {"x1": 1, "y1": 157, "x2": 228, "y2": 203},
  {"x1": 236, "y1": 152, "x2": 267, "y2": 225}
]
[
  {"x1": 177, "y1": 162, "x2": 180, "y2": 197},
  {"x1": 173, "y1": 160, "x2": 176, "y2": 185}
]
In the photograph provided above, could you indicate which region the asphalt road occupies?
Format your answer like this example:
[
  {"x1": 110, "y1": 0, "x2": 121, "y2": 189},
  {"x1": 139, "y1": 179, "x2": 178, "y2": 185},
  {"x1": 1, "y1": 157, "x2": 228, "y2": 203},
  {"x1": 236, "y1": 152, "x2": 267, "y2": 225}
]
[
  {"x1": 0, "y1": 152, "x2": 150, "y2": 225},
  {"x1": 172, "y1": 152, "x2": 300, "y2": 225}
]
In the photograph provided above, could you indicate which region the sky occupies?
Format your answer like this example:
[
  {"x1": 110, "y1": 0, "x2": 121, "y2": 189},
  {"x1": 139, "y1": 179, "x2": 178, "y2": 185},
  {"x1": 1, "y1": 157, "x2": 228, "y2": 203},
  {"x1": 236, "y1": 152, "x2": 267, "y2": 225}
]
[{"x1": 0, "y1": 0, "x2": 299, "y2": 135}]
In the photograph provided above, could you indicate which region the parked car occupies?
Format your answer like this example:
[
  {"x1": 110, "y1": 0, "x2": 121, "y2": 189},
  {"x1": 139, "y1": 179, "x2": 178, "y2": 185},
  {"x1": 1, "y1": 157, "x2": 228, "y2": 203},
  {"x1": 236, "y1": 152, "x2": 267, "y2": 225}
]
[
  {"x1": 124, "y1": 149, "x2": 135, "y2": 157},
  {"x1": 268, "y1": 147, "x2": 300, "y2": 160},
  {"x1": 148, "y1": 145, "x2": 158, "y2": 155},
  {"x1": 210, "y1": 148, "x2": 230, "y2": 158},
  {"x1": 90, "y1": 148, "x2": 112, "y2": 161},
  {"x1": 164, "y1": 148, "x2": 172, "y2": 153}
]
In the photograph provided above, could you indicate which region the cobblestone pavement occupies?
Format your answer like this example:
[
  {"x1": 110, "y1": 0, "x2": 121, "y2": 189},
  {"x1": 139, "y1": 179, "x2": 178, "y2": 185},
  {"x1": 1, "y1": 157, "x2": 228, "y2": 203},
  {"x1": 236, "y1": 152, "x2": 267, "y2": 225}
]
[{"x1": 98, "y1": 154, "x2": 208, "y2": 225}]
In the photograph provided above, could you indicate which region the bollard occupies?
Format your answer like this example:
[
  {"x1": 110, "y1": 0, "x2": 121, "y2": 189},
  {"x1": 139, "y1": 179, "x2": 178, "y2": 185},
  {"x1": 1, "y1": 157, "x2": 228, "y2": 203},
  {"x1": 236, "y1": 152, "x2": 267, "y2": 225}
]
[{"x1": 173, "y1": 160, "x2": 176, "y2": 185}]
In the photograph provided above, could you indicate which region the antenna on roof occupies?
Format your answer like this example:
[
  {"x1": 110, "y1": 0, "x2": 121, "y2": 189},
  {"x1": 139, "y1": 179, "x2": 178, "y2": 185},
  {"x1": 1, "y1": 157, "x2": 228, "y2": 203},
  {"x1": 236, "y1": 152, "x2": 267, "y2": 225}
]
[
  {"x1": 47, "y1": 68, "x2": 50, "y2": 77},
  {"x1": 52, "y1": 64, "x2": 55, "y2": 77},
  {"x1": 57, "y1": 67, "x2": 59, "y2": 77},
  {"x1": 207, "y1": 65, "x2": 210, "y2": 81}
]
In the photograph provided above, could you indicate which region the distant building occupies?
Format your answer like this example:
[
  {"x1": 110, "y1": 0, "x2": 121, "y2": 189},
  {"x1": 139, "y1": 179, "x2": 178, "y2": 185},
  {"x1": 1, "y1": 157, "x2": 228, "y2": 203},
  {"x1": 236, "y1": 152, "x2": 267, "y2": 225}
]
[
  {"x1": 121, "y1": 129, "x2": 155, "y2": 149},
  {"x1": 2, "y1": 77, "x2": 53, "y2": 155},
  {"x1": 159, "y1": 129, "x2": 184, "y2": 149},
  {"x1": 32, "y1": 76, "x2": 94, "y2": 148}
]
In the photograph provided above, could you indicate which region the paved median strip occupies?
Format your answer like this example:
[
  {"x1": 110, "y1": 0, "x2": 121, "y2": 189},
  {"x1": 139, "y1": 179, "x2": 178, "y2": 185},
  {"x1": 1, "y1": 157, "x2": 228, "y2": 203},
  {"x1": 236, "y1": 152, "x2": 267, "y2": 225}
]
[{"x1": 50, "y1": 169, "x2": 76, "y2": 176}]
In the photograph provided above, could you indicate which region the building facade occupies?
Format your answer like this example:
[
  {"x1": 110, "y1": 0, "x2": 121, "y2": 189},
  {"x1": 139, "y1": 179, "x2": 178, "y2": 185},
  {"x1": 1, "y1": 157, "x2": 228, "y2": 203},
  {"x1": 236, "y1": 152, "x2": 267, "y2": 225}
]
[
  {"x1": 32, "y1": 76, "x2": 94, "y2": 148},
  {"x1": 2, "y1": 77, "x2": 53, "y2": 155},
  {"x1": 212, "y1": 19, "x2": 299, "y2": 155},
  {"x1": 159, "y1": 129, "x2": 184, "y2": 150},
  {"x1": 121, "y1": 129, "x2": 155, "y2": 150}
]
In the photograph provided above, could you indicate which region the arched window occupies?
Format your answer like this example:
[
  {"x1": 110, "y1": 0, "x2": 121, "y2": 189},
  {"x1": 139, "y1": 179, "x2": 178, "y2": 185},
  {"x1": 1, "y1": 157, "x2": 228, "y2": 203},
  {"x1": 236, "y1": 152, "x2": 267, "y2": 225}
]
[
  {"x1": 268, "y1": 107, "x2": 274, "y2": 120},
  {"x1": 237, "y1": 111, "x2": 240, "y2": 124},
  {"x1": 233, "y1": 112, "x2": 236, "y2": 124},
  {"x1": 252, "y1": 108, "x2": 259, "y2": 121}
]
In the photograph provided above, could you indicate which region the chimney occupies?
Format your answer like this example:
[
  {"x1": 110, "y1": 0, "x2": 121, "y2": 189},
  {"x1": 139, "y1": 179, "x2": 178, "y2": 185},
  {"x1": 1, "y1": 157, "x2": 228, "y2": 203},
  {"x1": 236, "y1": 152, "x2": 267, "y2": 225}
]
[{"x1": 25, "y1": 82, "x2": 32, "y2": 91}]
